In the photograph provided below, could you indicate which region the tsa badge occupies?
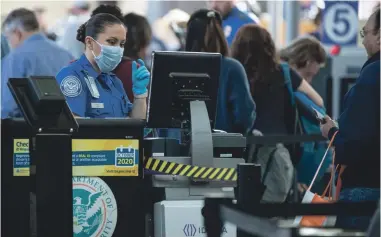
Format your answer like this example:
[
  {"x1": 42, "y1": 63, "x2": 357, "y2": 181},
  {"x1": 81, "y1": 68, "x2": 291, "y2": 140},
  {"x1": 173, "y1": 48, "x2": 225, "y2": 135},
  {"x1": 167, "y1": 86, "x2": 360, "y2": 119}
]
[
  {"x1": 224, "y1": 25, "x2": 232, "y2": 38},
  {"x1": 60, "y1": 76, "x2": 82, "y2": 97},
  {"x1": 115, "y1": 145, "x2": 135, "y2": 167}
]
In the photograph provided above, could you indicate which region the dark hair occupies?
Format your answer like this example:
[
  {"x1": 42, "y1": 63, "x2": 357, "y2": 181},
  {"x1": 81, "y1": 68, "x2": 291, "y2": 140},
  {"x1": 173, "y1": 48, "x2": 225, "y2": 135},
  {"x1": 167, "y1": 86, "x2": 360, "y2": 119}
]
[
  {"x1": 76, "y1": 13, "x2": 124, "y2": 43},
  {"x1": 91, "y1": 4, "x2": 123, "y2": 21},
  {"x1": 2, "y1": 8, "x2": 39, "y2": 32},
  {"x1": 231, "y1": 24, "x2": 279, "y2": 95},
  {"x1": 279, "y1": 36, "x2": 326, "y2": 68},
  {"x1": 186, "y1": 9, "x2": 228, "y2": 56},
  {"x1": 123, "y1": 13, "x2": 152, "y2": 59},
  {"x1": 97, "y1": 1, "x2": 118, "y2": 7}
]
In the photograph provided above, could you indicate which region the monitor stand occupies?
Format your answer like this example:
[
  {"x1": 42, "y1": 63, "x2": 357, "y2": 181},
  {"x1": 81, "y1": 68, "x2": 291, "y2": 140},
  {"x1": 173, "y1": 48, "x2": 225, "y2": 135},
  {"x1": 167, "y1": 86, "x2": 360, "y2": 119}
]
[
  {"x1": 151, "y1": 100, "x2": 244, "y2": 199},
  {"x1": 189, "y1": 100, "x2": 213, "y2": 173},
  {"x1": 152, "y1": 101, "x2": 243, "y2": 237}
]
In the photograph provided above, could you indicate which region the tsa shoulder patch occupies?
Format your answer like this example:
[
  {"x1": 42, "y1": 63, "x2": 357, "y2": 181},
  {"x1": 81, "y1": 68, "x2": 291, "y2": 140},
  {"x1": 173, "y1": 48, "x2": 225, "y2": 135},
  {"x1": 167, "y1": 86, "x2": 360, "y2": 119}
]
[{"x1": 60, "y1": 76, "x2": 82, "y2": 97}]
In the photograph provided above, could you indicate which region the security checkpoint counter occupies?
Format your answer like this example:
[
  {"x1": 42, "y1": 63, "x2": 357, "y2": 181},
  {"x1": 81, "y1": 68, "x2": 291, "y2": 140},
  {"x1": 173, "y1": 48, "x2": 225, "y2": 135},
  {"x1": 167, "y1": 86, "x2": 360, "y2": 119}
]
[{"x1": 3, "y1": 75, "x2": 147, "y2": 237}]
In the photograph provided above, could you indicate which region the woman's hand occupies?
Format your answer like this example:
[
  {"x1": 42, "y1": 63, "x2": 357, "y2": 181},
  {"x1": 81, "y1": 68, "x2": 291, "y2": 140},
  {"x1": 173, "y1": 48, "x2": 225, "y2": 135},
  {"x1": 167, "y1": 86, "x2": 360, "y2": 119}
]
[
  {"x1": 298, "y1": 183, "x2": 308, "y2": 193},
  {"x1": 320, "y1": 115, "x2": 337, "y2": 138},
  {"x1": 132, "y1": 59, "x2": 150, "y2": 96}
]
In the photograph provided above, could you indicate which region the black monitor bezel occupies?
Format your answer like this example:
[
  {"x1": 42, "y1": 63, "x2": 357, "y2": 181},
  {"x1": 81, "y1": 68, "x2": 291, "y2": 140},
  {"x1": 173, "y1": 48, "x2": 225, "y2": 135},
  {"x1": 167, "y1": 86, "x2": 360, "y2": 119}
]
[
  {"x1": 7, "y1": 77, "x2": 78, "y2": 133},
  {"x1": 146, "y1": 51, "x2": 222, "y2": 129}
]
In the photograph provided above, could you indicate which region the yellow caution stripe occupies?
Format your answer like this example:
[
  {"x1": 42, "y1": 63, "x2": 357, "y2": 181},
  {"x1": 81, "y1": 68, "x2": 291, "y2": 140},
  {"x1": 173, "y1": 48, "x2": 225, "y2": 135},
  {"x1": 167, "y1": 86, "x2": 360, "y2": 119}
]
[{"x1": 144, "y1": 157, "x2": 237, "y2": 181}]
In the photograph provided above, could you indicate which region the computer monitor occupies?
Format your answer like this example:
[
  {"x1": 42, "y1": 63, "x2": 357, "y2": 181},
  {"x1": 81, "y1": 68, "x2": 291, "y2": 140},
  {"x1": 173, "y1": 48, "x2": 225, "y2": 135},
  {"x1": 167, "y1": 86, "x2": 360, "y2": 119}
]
[
  {"x1": 7, "y1": 77, "x2": 78, "y2": 132},
  {"x1": 147, "y1": 51, "x2": 222, "y2": 129}
]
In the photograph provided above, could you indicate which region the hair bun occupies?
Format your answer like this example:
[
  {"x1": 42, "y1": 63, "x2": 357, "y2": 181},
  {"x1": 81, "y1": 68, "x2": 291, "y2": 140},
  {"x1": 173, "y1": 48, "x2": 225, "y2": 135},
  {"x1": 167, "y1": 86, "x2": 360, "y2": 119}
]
[{"x1": 76, "y1": 23, "x2": 86, "y2": 43}]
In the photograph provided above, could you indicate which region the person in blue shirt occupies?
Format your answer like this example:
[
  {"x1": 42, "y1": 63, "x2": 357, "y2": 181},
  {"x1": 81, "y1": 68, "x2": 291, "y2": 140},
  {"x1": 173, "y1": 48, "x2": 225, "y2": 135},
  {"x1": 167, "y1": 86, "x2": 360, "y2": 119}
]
[
  {"x1": 1, "y1": 8, "x2": 74, "y2": 118},
  {"x1": 209, "y1": 0, "x2": 256, "y2": 46},
  {"x1": 1, "y1": 34, "x2": 10, "y2": 59},
  {"x1": 320, "y1": 8, "x2": 380, "y2": 231},
  {"x1": 56, "y1": 13, "x2": 149, "y2": 119}
]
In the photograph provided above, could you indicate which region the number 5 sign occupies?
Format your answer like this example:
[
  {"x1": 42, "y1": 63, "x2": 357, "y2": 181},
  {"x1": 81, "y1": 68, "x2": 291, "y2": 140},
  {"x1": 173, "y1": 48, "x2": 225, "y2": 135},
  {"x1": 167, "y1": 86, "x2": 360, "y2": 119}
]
[{"x1": 322, "y1": 1, "x2": 359, "y2": 46}]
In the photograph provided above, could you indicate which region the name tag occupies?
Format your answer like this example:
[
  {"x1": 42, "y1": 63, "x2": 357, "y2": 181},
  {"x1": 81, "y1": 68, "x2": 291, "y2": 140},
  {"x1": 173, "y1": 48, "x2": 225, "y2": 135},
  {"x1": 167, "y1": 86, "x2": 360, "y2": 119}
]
[{"x1": 91, "y1": 103, "x2": 104, "y2": 109}]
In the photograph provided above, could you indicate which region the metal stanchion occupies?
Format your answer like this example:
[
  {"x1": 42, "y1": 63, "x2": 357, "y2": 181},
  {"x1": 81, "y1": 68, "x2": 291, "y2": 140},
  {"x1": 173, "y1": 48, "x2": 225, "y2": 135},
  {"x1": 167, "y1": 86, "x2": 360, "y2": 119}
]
[
  {"x1": 34, "y1": 134, "x2": 73, "y2": 237},
  {"x1": 203, "y1": 198, "x2": 225, "y2": 237},
  {"x1": 236, "y1": 164, "x2": 265, "y2": 237},
  {"x1": 1, "y1": 119, "x2": 31, "y2": 237}
]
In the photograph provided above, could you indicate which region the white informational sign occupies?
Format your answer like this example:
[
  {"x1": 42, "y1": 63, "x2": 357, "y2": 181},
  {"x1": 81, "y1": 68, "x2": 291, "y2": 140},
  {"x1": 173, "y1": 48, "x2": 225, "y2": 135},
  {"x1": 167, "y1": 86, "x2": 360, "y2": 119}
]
[{"x1": 322, "y1": 1, "x2": 359, "y2": 46}]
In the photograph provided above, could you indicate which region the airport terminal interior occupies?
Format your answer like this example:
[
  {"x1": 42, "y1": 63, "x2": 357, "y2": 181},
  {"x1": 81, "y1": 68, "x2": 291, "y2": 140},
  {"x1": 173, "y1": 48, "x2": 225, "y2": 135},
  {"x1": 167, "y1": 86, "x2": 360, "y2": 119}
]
[{"x1": 0, "y1": 0, "x2": 380, "y2": 237}]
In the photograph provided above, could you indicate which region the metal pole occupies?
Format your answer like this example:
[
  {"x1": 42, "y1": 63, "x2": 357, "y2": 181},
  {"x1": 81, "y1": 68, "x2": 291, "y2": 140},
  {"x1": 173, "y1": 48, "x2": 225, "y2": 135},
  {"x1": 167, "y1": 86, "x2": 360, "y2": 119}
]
[
  {"x1": 285, "y1": 0, "x2": 300, "y2": 45},
  {"x1": 203, "y1": 198, "x2": 225, "y2": 237},
  {"x1": 35, "y1": 134, "x2": 73, "y2": 237},
  {"x1": 236, "y1": 163, "x2": 264, "y2": 237}
]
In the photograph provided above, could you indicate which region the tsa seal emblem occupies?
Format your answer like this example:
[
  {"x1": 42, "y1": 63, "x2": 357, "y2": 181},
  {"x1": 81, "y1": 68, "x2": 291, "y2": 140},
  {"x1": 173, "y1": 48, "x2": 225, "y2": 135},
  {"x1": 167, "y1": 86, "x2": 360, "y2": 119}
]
[
  {"x1": 61, "y1": 76, "x2": 82, "y2": 97},
  {"x1": 73, "y1": 177, "x2": 117, "y2": 237}
]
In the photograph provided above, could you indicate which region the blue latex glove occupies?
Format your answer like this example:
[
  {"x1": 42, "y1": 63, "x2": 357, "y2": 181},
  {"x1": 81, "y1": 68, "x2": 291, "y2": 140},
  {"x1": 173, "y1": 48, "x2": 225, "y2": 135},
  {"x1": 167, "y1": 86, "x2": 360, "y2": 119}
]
[{"x1": 132, "y1": 59, "x2": 150, "y2": 95}]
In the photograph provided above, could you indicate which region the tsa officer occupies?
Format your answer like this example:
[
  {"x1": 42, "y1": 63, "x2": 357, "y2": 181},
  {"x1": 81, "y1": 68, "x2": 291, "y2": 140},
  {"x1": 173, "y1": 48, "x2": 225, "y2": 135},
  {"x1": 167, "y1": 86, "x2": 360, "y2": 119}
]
[
  {"x1": 56, "y1": 13, "x2": 150, "y2": 119},
  {"x1": 209, "y1": 0, "x2": 256, "y2": 46}
]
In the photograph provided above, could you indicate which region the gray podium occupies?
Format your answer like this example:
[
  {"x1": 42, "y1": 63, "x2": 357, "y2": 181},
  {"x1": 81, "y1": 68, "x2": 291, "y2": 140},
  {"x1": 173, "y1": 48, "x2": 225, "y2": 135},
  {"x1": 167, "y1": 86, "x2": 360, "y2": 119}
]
[{"x1": 153, "y1": 101, "x2": 245, "y2": 237}]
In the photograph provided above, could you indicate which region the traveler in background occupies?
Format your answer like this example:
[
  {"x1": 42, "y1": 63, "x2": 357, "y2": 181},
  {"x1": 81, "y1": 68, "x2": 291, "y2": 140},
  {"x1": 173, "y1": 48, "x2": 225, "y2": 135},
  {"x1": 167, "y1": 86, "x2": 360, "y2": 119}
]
[
  {"x1": 279, "y1": 36, "x2": 329, "y2": 189},
  {"x1": 186, "y1": 9, "x2": 255, "y2": 135},
  {"x1": 231, "y1": 24, "x2": 323, "y2": 159},
  {"x1": 279, "y1": 36, "x2": 326, "y2": 83},
  {"x1": 117, "y1": 13, "x2": 152, "y2": 102},
  {"x1": 55, "y1": 13, "x2": 149, "y2": 119},
  {"x1": 320, "y1": 7, "x2": 380, "y2": 231},
  {"x1": 1, "y1": 34, "x2": 10, "y2": 59},
  {"x1": 123, "y1": 13, "x2": 152, "y2": 63},
  {"x1": 160, "y1": 9, "x2": 256, "y2": 142},
  {"x1": 57, "y1": 0, "x2": 91, "y2": 59},
  {"x1": 1, "y1": 8, "x2": 74, "y2": 118},
  {"x1": 209, "y1": 0, "x2": 256, "y2": 46}
]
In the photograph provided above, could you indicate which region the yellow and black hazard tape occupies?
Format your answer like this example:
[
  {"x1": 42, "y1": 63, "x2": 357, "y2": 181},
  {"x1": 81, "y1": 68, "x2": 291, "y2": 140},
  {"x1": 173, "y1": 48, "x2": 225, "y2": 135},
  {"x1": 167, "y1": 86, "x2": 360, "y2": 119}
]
[{"x1": 144, "y1": 157, "x2": 237, "y2": 181}]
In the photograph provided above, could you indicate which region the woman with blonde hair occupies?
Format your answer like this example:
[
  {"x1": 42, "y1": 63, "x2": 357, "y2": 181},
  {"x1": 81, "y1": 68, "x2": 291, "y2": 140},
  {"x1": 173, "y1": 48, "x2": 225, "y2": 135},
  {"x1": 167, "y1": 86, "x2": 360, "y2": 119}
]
[{"x1": 279, "y1": 36, "x2": 326, "y2": 83}]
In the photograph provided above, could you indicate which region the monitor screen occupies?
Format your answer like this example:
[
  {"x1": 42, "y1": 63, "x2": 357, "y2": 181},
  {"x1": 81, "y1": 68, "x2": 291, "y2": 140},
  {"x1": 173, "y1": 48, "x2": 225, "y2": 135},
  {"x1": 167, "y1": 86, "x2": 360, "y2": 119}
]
[{"x1": 147, "y1": 51, "x2": 221, "y2": 129}]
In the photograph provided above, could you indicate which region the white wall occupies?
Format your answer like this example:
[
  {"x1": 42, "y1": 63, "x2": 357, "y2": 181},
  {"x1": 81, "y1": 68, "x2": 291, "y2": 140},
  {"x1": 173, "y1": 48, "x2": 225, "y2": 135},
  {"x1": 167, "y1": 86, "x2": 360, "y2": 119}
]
[
  {"x1": 1, "y1": 1, "x2": 93, "y2": 26},
  {"x1": 0, "y1": 0, "x2": 148, "y2": 29}
]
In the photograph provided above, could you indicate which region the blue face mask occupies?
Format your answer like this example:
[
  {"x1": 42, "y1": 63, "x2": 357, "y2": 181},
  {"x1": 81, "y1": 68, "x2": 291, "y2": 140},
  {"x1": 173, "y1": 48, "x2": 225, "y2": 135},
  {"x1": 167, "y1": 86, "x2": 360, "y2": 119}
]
[{"x1": 92, "y1": 39, "x2": 124, "y2": 73}]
